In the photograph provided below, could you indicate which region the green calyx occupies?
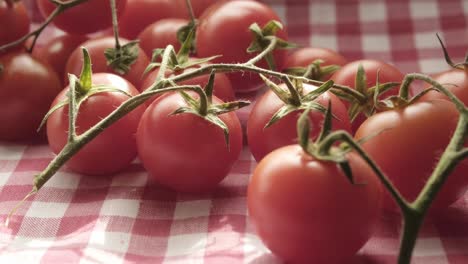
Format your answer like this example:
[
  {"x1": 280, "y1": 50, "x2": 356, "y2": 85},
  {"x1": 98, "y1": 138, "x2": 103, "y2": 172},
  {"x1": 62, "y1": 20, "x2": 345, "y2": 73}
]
[
  {"x1": 284, "y1": 59, "x2": 341, "y2": 81},
  {"x1": 260, "y1": 74, "x2": 335, "y2": 128},
  {"x1": 143, "y1": 28, "x2": 220, "y2": 77},
  {"x1": 104, "y1": 40, "x2": 140, "y2": 75},
  {"x1": 247, "y1": 20, "x2": 296, "y2": 70},
  {"x1": 169, "y1": 71, "x2": 250, "y2": 149},
  {"x1": 332, "y1": 64, "x2": 400, "y2": 122},
  {"x1": 297, "y1": 102, "x2": 358, "y2": 185},
  {"x1": 38, "y1": 47, "x2": 133, "y2": 132}
]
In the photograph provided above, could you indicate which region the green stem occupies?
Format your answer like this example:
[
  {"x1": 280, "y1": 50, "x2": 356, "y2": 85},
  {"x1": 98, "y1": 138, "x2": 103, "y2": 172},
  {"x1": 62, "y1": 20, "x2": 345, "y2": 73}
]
[
  {"x1": 184, "y1": 0, "x2": 196, "y2": 23},
  {"x1": 0, "y1": 0, "x2": 90, "y2": 53},
  {"x1": 397, "y1": 209, "x2": 424, "y2": 264},
  {"x1": 282, "y1": 76, "x2": 302, "y2": 106},
  {"x1": 246, "y1": 36, "x2": 278, "y2": 66},
  {"x1": 109, "y1": 0, "x2": 121, "y2": 50}
]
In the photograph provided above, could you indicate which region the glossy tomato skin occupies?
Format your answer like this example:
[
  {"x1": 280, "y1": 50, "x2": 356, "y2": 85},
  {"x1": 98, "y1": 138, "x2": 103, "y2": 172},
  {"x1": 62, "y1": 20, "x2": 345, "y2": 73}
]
[
  {"x1": 37, "y1": 0, "x2": 127, "y2": 35},
  {"x1": 47, "y1": 73, "x2": 145, "y2": 175},
  {"x1": 65, "y1": 37, "x2": 149, "y2": 89},
  {"x1": 248, "y1": 145, "x2": 382, "y2": 263},
  {"x1": 0, "y1": 1, "x2": 30, "y2": 50},
  {"x1": 173, "y1": 0, "x2": 220, "y2": 18},
  {"x1": 0, "y1": 52, "x2": 62, "y2": 142},
  {"x1": 420, "y1": 69, "x2": 468, "y2": 105},
  {"x1": 138, "y1": 18, "x2": 188, "y2": 57},
  {"x1": 247, "y1": 83, "x2": 351, "y2": 162},
  {"x1": 119, "y1": 0, "x2": 179, "y2": 39},
  {"x1": 33, "y1": 34, "x2": 88, "y2": 85},
  {"x1": 196, "y1": 0, "x2": 288, "y2": 93},
  {"x1": 355, "y1": 99, "x2": 468, "y2": 211},
  {"x1": 137, "y1": 92, "x2": 242, "y2": 193},
  {"x1": 283, "y1": 47, "x2": 348, "y2": 80},
  {"x1": 141, "y1": 66, "x2": 235, "y2": 103}
]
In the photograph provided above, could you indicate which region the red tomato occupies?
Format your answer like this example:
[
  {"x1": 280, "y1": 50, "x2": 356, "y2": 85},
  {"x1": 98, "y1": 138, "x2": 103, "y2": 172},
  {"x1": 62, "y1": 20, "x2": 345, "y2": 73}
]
[
  {"x1": 0, "y1": 52, "x2": 62, "y2": 142},
  {"x1": 136, "y1": 92, "x2": 242, "y2": 193},
  {"x1": 0, "y1": 0, "x2": 30, "y2": 50},
  {"x1": 330, "y1": 59, "x2": 405, "y2": 133},
  {"x1": 355, "y1": 99, "x2": 468, "y2": 211},
  {"x1": 173, "y1": 0, "x2": 220, "y2": 18},
  {"x1": 248, "y1": 145, "x2": 382, "y2": 263},
  {"x1": 65, "y1": 37, "x2": 149, "y2": 89},
  {"x1": 138, "y1": 18, "x2": 188, "y2": 57},
  {"x1": 283, "y1": 47, "x2": 347, "y2": 80},
  {"x1": 247, "y1": 83, "x2": 351, "y2": 162},
  {"x1": 33, "y1": 34, "x2": 88, "y2": 85},
  {"x1": 118, "y1": 0, "x2": 179, "y2": 39},
  {"x1": 420, "y1": 68, "x2": 468, "y2": 105},
  {"x1": 36, "y1": 0, "x2": 127, "y2": 35},
  {"x1": 196, "y1": 0, "x2": 288, "y2": 93},
  {"x1": 141, "y1": 64, "x2": 235, "y2": 102},
  {"x1": 47, "y1": 73, "x2": 145, "y2": 175}
]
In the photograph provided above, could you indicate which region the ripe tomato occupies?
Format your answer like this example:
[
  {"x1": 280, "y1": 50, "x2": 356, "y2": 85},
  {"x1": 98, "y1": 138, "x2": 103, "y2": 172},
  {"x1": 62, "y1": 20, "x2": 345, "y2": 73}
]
[
  {"x1": 136, "y1": 92, "x2": 242, "y2": 193},
  {"x1": 47, "y1": 73, "x2": 145, "y2": 175},
  {"x1": 138, "y1": 18, "x2": 188, "y2": 57},
  {"x1": 283, "y1": 47, "x2": 347, "y2": 80},
  {"x1": 173, "y1": 0, "x2": 219, "y2": 18},
  {"x1": 118, "y1": 0, "x2": 179, "y2": 39},
  {"x1": 65, "y1": 37, "x2": 149, "y2": 89},
  {"x1": 0, "y1": 52, "x2": 62, "y2": 142},
  {"x1": 0, "y1": 0, "x2": 30, "y2": 50},
  {"x1": 355, "y1": 99, "x2": 468, "y2": 211},
  {"x1": 196, "y1": 0, "x2": 288, "y2": 93},
  {"x1": 248, "y1": 145, "x2": 382, "y2": 263},
  {"x1": 36, "y1": 0, "x2": 127, "y2": 35},
  {"x1": 330, "y1": 59, "x2": 405, "y2": 133},
  {"x1": 247, "y1": 83, "x2": 351, "y2": 162},
  {"x1": 141, "y1": 64, "x2": 235, "y2": 103},
  {"x1": 33, "y1": 34, "x2": 88, "y2": 85},
  {"x1": 419, "y1": 68, "x2": 468, "y2": 105}
]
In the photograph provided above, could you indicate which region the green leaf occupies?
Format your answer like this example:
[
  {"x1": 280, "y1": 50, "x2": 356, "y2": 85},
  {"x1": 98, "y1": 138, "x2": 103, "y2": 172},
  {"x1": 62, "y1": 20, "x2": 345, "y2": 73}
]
[
  {"x1": 142, "y1": 62, "x2": 162, "y2": 77},
  {"x1": 87, "y1": 85, "x2": 133, "y2": 98},
  {"x1": 348, "y1": 102, "x2": 362, "y2": 123},
  {"x1": 283, "y1": 66, "x2": 307, "y2": 77},
  {"x1": 170, "y1": 106, "x2": 195, "y2": 116},
  {"x1": 177, "y1": 21, "x2": 197, "y2": 54},
  {"x1": 151, "y1": 48, "x2": 165, "y2": 62},
  {"x1": 436, "y1": 33, "x2": 458, "y2": 69},
  {"x1": 37, "y1": 100, "x2": 69, "y2": 132},
  {"x1": 177, "y1": 26, "x2": 196, "y2": 64},
  {"x1": 79, "y1": 48, "x2": 93, "y2": 92},
  {"x1": 204, "y1": 71, "x2": 216, "y2": 104},
  {"x1": 297, "y1": 108, "x2": 311, "y2": 151},
  {"x1": 209, "y1": 101, "x2": 250, "y2": 115},
  {"x1": 355, "y1": 64, "x2": 367, "y2": 94},
  {"x1": 275, "y1": 38, "x2": 297, "y2": 50},
  {"x1": 259, "y1": 74, "x2": 290, "y2": 105},
  {"x1": 262, "y1": 20, "x2": 283, "y2": 36},
  {"x1": 265, "y1": 105, "x2": 297, "y2": 128},
  {"x1": 179, "y1": 91, "x2": 199, "y2": 110},
  {"x1": 179, "y1": 55, "x2": 221, "y2": 69},
  {"x1": 303, "y1": 80, "x2": 334, "y2": 101},
  {"x1": 104, "y1": 40, "x2": 140, "y2": 75},
  {"x1": 204, "y1": 114, "x2": 230, "y2": 149},
  {"x1": 317, "y1": 101, "x2": 333, "y2": 142},
  {"x1": 338, "y1": 160, "x2": 355, "y2": 184}
]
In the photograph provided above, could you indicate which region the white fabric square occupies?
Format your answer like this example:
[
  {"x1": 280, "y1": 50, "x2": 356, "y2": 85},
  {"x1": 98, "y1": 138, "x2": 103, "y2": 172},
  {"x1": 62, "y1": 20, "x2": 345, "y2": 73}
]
[
  {"x1": 414, "y1": 32, "x2": 439, "y2": 49},
  {"x1": 26, "y1": 201, "x2": 69, "y2": 218},
  {"x1": 310, "y1": 35, "x2": 338, "y2": 51},
  {"x1": 165, "y1": 233, "x2": 208, "y2": 258},
  {"x1": 46, "y1": 172, "x2": 81, "y2": 189},
  {"x1": 88, "y1": 231, "x2": 131, "y2": 254},
  {"x1": 363, "y1": 34, "x2": 390, "y2": 52},
  {"x1": 100, "y1": 198, "x2": 140, "y2": 218},
  {"x1": 413, "y1": 238, "x2": 447, "y2": 257},
  {"x1": 309, "y1": 2, "x2": 336, "y2": 24},
  {"x1": 410, "y1": 2, "x2": 438, "y2": 19},
  {"x1": 419, "y1": 58, "x2": 448, "y2": 74},
  {"x1": 173, "y1": 200, "x2": 211, "y2": 220},
  {"x1": 359, "y1": 2, "x2": 387, "y2": 22},
  {"x1": 0, "y1": 144, "x2": 26, "y2": 160}
]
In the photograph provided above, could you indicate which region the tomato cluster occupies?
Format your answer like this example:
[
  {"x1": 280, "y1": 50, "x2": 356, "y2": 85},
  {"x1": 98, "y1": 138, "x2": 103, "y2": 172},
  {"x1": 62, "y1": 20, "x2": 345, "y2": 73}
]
[{"x1": 1, "y1": 0, "x2": 467, "y2": 263}]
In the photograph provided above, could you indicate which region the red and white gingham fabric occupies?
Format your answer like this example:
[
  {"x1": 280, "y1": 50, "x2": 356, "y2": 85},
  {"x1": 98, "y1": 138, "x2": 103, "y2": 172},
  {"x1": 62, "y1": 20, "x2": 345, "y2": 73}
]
[{"x1": 1, "y1": 0, "x2": 468, "y2": 263}]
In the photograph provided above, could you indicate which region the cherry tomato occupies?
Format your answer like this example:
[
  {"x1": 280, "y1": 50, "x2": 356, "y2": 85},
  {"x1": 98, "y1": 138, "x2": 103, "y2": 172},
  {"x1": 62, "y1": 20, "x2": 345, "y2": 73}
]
[
  {"x1": 196, "y1": 0, "x2": 288, "y2": 93},
  {"x1": 36, "y1": 0, "x2": 127, "y2": 35},
  {"x1": 283, "y1": 47, "x2": 347, "y2": 80},
  {"x1": 141, "y1": 64, "x2": 235, "y2": 103},
  {"x1": 65, "y1": 37, "x2": 149, "y2": 89},
  {"x1": 355, "y1": 99, "x2": 468, "y2": 211},
  {"x1": 0, "y1": 52, "x2": 62, "y2": 142},
  {"x1": 173, "y1": 0, "x2": 219, "y2": 18},
  {"x1": 138, "y1": 18, "x2": 188, "y2": 57},
  {"x1": 420, "y1": 68, "x2": 468, "y2": 105},
  {"x1": 330, "y1": 59, "x2": 405, "y2": 133},
  {"x1": 0, "y1": 0, "x2": 30, "y2": 51},
  {"x1": 33, "y1": 34, "x2": 88, "y2": 85},
  {"x1": 47, "y1": 73, "x2": 145, "y2": 175},
  {"x1": 136, "y1": 92, "x2": 242, "y2": 193},
  {"x1": 247, "y1": 83, "x2": 351, "y2": 162},
  {"x1": 248, "y1": 145, "x2": 382, "y2": 263},
  {"x1": 118, "y1": 0, "x2": 179, "y2": 39}
]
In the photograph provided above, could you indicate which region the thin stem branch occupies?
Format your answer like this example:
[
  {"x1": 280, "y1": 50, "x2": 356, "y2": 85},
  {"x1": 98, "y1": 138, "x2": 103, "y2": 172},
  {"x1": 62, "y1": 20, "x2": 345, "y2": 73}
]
[
  {"x1": 246, "y1": 36, "x2": 278, "y2": 65},
  {"x1": 109, "y1": 0, "x2": 121, "y2": 49},
  {"x1": 0, "y1": 0, "x2": 90, "y2": 53},
  {"x1": 318, "y1": 131, "x2": 410, "y2": 211},
  {"x1": 67, "y1": 75, "x2": 79, "y2": 141},
  {"x1": 184, "y1": 0, "x2": 196, "y2": 23}
]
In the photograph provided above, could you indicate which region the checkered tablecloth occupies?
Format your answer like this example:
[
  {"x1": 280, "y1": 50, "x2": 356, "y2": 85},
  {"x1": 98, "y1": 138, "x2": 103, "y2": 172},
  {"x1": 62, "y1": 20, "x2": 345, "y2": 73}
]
[{"x1": 1, "y1": 0, "x2": 468, "y2": 263}]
